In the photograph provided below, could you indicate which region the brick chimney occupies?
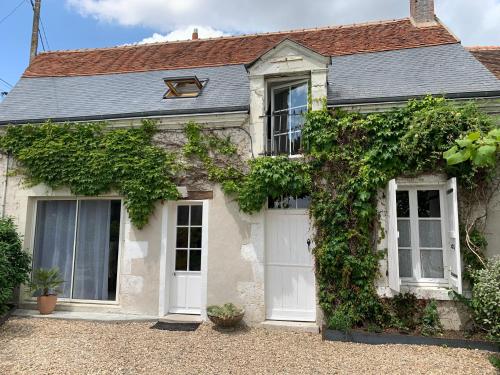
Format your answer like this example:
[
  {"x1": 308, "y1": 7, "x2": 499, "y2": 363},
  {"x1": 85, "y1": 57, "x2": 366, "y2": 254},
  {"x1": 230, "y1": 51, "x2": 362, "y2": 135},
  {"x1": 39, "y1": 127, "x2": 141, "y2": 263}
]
[
  {"x1": 410, "y1": 0, "x2": 437, "y2": 27},
  {"x1": 192, "y1": 28, "x2": 199, "y2": 40}
]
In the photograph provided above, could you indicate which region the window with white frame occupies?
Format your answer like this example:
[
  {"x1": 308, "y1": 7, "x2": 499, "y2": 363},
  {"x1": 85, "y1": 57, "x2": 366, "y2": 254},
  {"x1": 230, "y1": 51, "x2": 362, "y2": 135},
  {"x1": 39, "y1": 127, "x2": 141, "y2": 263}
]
[
  {"x1": 396, "y1": 188, "x2": 446, "y2": 280},
  {"x1": 386, "y1": 178, "x2": 462, "y2": 294},
  {"x1": 174, "y1": 204, "x2": 203, "y2": 272},
  {"x1": 32, "y1": 199, "x2": 121, "y2": 301},
  {"x1": 267, "y1": 80, "x2": 309, "y2": 156}
]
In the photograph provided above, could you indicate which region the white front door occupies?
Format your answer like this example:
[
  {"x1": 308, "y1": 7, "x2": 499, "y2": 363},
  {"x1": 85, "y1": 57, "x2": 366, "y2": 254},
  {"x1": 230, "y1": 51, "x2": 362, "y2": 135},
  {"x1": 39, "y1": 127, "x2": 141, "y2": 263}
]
[
  {"x1": 265, "y1": 209, "x2": 316, "y2": 322},
  {"x1": 169, "y1": 204, "x2": 204, "y2": 314}
]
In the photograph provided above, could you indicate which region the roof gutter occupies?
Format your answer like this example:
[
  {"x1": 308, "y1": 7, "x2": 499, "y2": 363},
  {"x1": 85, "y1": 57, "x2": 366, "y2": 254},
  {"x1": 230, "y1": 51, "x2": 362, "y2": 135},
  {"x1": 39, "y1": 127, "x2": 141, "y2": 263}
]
[
  {"x1": 0, "y1": 105, "x2": 250, "y2": 126},
  {"x1": 327, "y1": 91, "x2": 500, "y2": 106}
]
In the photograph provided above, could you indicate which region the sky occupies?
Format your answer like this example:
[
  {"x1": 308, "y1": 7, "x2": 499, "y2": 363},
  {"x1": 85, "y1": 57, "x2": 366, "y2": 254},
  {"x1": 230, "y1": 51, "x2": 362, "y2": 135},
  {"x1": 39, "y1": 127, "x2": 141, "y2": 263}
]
[{"x1": 1, "y1": 0, "x2": 500, "y2": 97}]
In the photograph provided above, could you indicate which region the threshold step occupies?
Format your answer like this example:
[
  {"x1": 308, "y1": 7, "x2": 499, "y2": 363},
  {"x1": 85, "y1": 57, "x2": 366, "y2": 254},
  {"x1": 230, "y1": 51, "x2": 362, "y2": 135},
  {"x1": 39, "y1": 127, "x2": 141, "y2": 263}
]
[
  {"x1": 260, "y1": 320, "x2": 320, "y2": 334},
  {"x1": 159, "y1": 314, "x2": 203, "y2": 324}
]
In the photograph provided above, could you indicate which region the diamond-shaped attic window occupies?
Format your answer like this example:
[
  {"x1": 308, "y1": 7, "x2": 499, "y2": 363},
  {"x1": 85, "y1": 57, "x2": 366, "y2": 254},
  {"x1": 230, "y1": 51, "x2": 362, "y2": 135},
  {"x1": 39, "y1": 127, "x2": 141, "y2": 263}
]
[{"x1": 163, "y1": 76, "x2": 207, "y2": 98}]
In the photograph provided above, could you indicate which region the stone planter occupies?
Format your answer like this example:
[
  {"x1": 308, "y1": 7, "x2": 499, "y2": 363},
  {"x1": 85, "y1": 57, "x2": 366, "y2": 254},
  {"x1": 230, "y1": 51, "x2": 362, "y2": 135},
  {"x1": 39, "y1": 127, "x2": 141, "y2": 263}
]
[{"x1": 207, "y1": 311, "x2": 245, "y2": 328}]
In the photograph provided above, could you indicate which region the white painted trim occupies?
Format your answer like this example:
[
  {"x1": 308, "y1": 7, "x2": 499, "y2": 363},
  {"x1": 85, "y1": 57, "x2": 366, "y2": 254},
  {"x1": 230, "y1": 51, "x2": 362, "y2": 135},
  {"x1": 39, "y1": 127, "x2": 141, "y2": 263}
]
[
  {"x1": 200, "y1": 199, "x2": 209, "y2": 320},
  {"x1": 163, "y1": 200, "x2": 208, "y2": 318},
  {"x1": 158, "y1": 202, "x2": 170, "y2": 316}
]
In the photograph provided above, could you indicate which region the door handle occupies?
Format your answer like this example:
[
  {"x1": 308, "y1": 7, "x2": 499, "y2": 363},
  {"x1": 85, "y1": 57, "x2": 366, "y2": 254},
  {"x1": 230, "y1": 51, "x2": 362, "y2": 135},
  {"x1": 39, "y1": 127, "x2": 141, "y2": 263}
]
[{"x1": 307, "y1": 239, "x2": 311, "y2": 249}]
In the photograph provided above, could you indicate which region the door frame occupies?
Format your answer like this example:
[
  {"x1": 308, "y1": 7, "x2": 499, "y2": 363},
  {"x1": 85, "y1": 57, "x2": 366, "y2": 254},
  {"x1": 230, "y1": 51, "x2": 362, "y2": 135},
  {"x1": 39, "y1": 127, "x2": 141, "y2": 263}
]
[
  {"x1": 264, "y1": 208, "x2": 317, "y2": 322},
  {"x1": 158, "y1": 200, "x2": 209, "y2": 318}
]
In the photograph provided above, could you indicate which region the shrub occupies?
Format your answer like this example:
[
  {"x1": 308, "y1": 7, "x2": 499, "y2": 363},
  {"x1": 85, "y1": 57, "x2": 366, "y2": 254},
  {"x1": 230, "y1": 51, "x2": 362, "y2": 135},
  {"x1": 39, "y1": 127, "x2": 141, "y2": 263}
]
[
  {"x1": 0, "y1": 218, "x2": 31, "y2": 314},
  {"x1": 328, "y1": 305, "x2": 358, "y2": 332},
  {"x1": 206, "y1": 303, "x2": 244, "y2": 319},
  {"x1": 391, "y1": 292, "x2": 420, "y2": 331},
  {"x1": 470, "y1": 258, "x2": 500, "y2": 342},
  {"x1": 420, "y1": 300, "x2": 443, "y2": 336}
]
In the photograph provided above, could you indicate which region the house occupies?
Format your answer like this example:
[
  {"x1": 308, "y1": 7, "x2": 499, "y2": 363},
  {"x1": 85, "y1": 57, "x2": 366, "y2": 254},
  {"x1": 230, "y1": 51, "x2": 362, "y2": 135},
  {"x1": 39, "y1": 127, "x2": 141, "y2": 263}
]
[{"x1": 0, "y1": 0, "x2": 499, "y2": 330}]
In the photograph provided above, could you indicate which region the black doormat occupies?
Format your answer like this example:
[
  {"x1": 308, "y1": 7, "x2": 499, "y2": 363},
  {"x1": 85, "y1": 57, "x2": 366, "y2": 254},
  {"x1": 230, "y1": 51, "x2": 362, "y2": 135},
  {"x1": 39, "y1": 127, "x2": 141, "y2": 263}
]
[{"x1": 150, "y1": 321, "x2": 201, "y2": 332}]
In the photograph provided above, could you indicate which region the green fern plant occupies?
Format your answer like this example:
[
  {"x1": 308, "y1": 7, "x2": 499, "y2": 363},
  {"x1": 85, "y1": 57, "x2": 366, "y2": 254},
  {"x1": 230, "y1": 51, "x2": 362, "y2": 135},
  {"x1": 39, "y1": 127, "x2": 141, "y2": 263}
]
[{"x1": 31, "y1": 268, "x2": 64, "y2": 296}]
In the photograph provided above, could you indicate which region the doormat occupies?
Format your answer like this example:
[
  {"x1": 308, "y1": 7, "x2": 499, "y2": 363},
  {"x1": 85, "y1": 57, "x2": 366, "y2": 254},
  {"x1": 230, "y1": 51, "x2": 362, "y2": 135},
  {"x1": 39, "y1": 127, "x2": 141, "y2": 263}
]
[{"x1": 150, "y1": 321, "x2": 201, "y2": 332}]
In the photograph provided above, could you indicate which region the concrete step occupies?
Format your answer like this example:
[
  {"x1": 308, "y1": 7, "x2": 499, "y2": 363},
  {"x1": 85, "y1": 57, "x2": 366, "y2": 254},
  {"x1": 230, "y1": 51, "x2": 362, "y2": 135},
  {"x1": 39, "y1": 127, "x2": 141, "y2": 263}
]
[
  {"x1": 260, "y1": 320, "x2": 320, "y2": 334},
  {"x1": 159, "y1": 314, "x2": 203, "y2": 324},
  {"x1": 12, "y1": 309, "x2": 157, "y2": 322}
]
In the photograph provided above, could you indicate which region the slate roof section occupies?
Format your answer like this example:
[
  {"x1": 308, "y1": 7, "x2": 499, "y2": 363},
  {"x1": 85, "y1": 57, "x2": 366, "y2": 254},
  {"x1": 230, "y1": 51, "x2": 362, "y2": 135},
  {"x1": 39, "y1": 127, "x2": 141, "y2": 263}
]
[
  {"x1": 0, "y1": 65, "x2": 249, "y2": 124},
  {"x1": 2, "y1": 44, "x2": 499, "y2": 125},
  {"x1": 328, "y1": 44, "x2": 500, "y2": 105},
  {"x1": 23, "y1": 19, "x2": 457, "y2": 77},
  {"x1": 468, "y1": 47, "x2": 500, "y2": 79}
]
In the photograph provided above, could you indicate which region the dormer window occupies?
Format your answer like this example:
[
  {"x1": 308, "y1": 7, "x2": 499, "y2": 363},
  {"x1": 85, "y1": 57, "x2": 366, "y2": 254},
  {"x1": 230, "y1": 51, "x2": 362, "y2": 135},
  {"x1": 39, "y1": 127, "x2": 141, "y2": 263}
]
[
  {"x1": 267, "y1": 80, "x2": 309, "y2": 156},
  {"x1": 163, "y1": 76, "x2": 207, "y2": 98}
]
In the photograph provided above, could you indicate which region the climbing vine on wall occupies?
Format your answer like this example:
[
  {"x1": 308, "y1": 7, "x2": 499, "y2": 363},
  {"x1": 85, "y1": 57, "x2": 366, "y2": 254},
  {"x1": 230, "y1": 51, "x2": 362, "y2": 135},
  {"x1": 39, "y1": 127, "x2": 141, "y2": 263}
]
[
  {"x1": 1, "y1": 96, "x2": 497, "y2": 329},
  {"x1": 0, "y1": 120, "x2": 180, "y2": 229},
  {"x1": 301, "y1": 97, "x2": 496, "y2": 327}
]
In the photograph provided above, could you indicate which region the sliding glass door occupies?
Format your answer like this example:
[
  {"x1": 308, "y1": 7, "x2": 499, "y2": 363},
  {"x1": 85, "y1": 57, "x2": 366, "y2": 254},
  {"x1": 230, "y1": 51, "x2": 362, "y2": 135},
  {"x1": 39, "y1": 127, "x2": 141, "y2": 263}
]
[{"x1": 32, "y1": 199, "x2": 121, "y2": 301}]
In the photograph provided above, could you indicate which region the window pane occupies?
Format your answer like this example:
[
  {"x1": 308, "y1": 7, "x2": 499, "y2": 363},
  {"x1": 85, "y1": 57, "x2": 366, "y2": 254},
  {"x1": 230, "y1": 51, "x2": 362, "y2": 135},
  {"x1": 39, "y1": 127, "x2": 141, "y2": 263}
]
[
  {"x1": 418, "y1": 190, "x2": 441, "y2": 218},
  {"x1": 421, "y1": 249, "x2": 444, "y2": 278},
  {"x1": 190, "y1": 206, "x2": 202, "y2": 226},
  {"x1": 33, "y1": 200, "x2": 77, "y2": 298},
  {"x1": 397, "y1": 219, "x2": 411, "y2": 247},
  {"x1": 274, "y1": 134, "x2": 288, "y2": 154},
  {"x1": 419, "y1": 220, "x2": 442, "y2": 248},
  {"x1": 73, "y1": 200, "x2": 117, "y2": 301},
  {"x1": 396, "y1": 191, "x2": 410, "y2": 217},
  {"x1": 176, "y1": 227, "x2": 189, "y2": 248},
  {"x1": 398, "y1": 248, "x2": 412, "y2": 278},
  {"x1": 290, "y1": 131, "x2": 301, "y2": 155},
  {"x1": 290, "y1": 83, "x2": 307, "y2": 109},
  {"x1": 190, "y1": 227, "x2": 202, "y2": 249},
  {"x1": 175, "y1": 250, "x2": 188, "y2": 271},
  {"x1": 296, "y1": 196, "x2": 312, "y2": 209},
  {"x1": 189, "y1": 250, "x2": 201, "y2": 271},
  {"x1": 177, "y1": 206, "x2": 189, "y2": 226},
  {"x1": 274, "y1": 88, "x2": 289, "y2": 111}
]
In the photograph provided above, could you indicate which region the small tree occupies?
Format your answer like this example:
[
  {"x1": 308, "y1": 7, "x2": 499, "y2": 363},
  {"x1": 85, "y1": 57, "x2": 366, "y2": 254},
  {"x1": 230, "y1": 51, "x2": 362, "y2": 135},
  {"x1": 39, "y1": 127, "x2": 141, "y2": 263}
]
[{"x1": 0, "y1": 217, "x2": 31, "y2": 314}]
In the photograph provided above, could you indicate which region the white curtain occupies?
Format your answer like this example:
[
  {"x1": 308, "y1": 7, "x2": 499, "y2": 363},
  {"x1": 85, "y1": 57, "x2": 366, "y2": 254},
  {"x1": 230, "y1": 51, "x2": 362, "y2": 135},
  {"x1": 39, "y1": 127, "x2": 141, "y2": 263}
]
[
  {"x1": 72, "y1": 200, "x2": 111, "y2": 300},
  {"x1": 33, "y1": 201, "x2": 77, "y2": 298}
]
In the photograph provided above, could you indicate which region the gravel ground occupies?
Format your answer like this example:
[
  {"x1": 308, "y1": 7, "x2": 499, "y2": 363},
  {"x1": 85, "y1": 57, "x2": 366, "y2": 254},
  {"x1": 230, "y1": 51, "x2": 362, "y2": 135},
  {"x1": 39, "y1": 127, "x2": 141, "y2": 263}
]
[{"x1": 0, "y1": 317, "x2": 496, "y2": 375}]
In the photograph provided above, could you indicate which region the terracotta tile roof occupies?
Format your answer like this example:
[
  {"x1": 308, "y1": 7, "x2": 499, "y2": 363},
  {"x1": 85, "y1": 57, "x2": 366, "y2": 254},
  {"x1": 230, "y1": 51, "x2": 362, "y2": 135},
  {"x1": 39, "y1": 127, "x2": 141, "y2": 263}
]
[
  {"x1": 24, "y1": 18, "x2": 458, "y2": 78},
  {"x1": 467, "y1": 47, "x2": 500, "y2": 79}
]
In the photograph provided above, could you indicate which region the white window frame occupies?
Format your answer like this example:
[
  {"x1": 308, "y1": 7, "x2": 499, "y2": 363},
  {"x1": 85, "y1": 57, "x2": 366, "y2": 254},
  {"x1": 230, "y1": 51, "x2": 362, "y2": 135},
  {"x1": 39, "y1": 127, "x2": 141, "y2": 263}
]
[
  {"x1": 29, "y1": 197, "x2": 124, "y2": 305},
  {"x1": 270, "y1": 79, "x2": 309, "y2": 157},
  {"x1": 396, "y1": 184, "x2": 449, "y2": 287},
  {"x1": 173, "y1": 203, "x2": 203, "y2": 274}
]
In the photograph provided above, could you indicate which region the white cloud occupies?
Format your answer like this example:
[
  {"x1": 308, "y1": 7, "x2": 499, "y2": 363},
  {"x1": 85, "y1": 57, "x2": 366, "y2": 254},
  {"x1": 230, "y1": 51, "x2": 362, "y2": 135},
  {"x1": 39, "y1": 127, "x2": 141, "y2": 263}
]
[
  {"x1": 139, "y1": 26, "x2": 229, "y2": 44},
  {"x1": 67, "y1": 0, "x2": 500, "y2": 46}
]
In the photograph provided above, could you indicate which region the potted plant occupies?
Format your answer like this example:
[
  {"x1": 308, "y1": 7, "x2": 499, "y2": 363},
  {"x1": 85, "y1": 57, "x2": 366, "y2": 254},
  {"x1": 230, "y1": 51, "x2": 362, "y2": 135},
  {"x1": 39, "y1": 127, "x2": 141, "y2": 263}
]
[
  {"x1": 207, "y1": 303, "x2": 245, "y2": 329},
  {"x1": 30, "y1": 268, "x2": 64, "y2": 315}
]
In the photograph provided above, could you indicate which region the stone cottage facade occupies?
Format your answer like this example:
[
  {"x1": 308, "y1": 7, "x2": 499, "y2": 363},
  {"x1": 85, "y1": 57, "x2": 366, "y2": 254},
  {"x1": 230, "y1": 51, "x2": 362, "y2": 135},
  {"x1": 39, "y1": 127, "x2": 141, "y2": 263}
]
[{"x1": 0, "y1": 0, "x2": 499, "y2": 329}]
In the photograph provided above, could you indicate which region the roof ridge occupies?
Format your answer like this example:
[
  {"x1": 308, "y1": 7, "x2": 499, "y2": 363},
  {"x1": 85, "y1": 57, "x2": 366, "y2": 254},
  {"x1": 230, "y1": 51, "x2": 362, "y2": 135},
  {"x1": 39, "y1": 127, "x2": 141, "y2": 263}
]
[{"x1": 38, "y1": 18, "x2": 411, "y2": 55}]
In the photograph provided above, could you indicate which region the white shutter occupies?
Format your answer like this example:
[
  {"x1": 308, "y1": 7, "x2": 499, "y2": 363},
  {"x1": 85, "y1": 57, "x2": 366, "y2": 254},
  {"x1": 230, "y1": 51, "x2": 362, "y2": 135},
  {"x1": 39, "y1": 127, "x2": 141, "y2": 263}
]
[
  {"x1": 386, "y1": 179, "x2": 400, "y2": 293},
  {"x1": 446, "y1": 178, "x2": 462, "y2": 294}
]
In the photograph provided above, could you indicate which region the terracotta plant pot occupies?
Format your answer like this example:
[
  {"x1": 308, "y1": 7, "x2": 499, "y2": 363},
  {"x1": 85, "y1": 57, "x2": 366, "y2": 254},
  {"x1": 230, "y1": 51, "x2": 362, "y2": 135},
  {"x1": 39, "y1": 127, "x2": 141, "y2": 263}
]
[{"x1": 37, "y1": 295, "x2": 57, "y2": 315}]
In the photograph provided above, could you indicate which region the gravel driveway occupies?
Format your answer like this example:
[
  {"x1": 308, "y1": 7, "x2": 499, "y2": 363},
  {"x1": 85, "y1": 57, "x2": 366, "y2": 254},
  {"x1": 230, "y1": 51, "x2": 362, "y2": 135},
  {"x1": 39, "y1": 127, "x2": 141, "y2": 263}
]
[{"x1": 0, "y1": 317, "x2": 496, "y2": 374}]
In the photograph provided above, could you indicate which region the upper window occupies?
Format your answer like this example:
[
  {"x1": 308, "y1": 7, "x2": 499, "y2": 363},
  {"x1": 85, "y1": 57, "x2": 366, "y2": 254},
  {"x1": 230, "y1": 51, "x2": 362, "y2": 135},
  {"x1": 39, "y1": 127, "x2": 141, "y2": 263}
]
[
  {"x1": 396, "y1": 188, "x2": 445, "y2": 280},
  {"x1": 267, "y1": 81, "x2": 309, "y2": 156},
  {"x1": 163, "y1": 76, "x2": 207, "y2": 98},
  {"x1": 32, "y1": 199, "x2": 121, "y2": 301}
]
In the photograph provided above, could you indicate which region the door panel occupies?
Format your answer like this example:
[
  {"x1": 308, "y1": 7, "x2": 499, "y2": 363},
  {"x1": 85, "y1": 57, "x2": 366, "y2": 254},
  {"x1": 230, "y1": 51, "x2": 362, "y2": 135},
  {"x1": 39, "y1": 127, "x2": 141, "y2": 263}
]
[
  {"x1": 266, "y1": 210, "x2": 316, "y2": 321},
  {"x1": 169, "y1": 204, "x2": 203, "y2": 314}
]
